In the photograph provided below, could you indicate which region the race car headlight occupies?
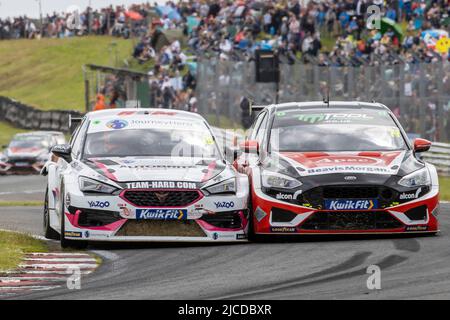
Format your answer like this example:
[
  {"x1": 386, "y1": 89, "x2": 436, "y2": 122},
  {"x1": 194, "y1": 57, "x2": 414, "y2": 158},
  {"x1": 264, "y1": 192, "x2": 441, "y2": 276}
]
[
  {"x1": 261, "y1": 171, "x2": 302, "y2": 189},
  {"x1": 79, "y1": 176, "x2": 118, "y2": 194},
  {"x1": 204, "y1": 178, "x2": 236, "y2": 194},
  {"x1": 398, "y1": 168, "x2": 431, "y2": 188}
]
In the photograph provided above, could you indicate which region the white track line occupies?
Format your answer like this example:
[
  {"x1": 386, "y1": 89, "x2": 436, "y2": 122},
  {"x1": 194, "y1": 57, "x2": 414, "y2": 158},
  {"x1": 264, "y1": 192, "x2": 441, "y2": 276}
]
[
  {"x1": 0, "y1": 285, "x2": 61, "y2": 291},
  {"x1": 19, "y1": 263, "x2": 97, "y2": 269},
  {"x1": 27, "y1": 253, "x2": 91, "y2": 257},
  {"x1": 0, "y1": 277, "x2": 66, "y2": 282},
  {"x1": 3, "y1": 270, "x2": 93, "y2": 275}
]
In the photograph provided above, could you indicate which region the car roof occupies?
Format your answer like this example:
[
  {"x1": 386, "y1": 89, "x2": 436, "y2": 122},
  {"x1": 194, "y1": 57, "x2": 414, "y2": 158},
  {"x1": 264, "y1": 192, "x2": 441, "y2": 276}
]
[
  {"x1": 86, "y1": 108, "x2": 206, "y2": 122},
  {"x1": 262, "y1": 101, "x2": 390, "y2": 112}
]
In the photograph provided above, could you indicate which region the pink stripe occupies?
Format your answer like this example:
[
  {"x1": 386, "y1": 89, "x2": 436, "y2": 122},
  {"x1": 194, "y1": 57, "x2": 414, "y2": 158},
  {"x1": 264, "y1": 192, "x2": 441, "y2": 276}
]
[
  {"x1": 201, "y1": 161, "x2": 217, "y2": 182},
  {"x1": 91, "y1": 159, "x2": 117, "y2": 181}
]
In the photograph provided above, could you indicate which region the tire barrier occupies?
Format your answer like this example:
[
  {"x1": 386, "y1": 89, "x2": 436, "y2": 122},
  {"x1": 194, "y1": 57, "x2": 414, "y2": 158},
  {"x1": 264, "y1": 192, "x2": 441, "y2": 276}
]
[{"x1": 0, "y1": 96, "x2": 83, "y2": 133}]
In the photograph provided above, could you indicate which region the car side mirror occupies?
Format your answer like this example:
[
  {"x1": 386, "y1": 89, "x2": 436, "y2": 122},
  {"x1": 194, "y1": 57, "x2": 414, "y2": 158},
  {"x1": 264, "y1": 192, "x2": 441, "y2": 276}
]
[
  {"x1": 52, "y1": 144, "x2": 72, "y2": 163},
  {"x1": 413, "y1": 138, "x2": 432, "y2": 153},
  {"x1": 239, "y1": 140, "x2": 259, "y2": 154}
]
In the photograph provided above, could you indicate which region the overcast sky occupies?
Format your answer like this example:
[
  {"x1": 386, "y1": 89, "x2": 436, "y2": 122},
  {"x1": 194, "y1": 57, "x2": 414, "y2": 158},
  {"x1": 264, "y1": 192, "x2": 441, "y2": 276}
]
[{"x1": 0, "y1": 0, "x2": 165, "y2": 19}]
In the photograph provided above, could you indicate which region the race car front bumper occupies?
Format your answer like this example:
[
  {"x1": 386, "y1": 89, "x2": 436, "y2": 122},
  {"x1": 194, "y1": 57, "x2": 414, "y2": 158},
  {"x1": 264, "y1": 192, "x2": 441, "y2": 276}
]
[
  {"x1": 59, "y1": 188, "x2": 249, "y2": 242},
  {"x1": 0, "y1": 159, "x2": 44, "y2": 175},
  {"x1": 251, "y1": 186, "x2": 440, "y2": 235}
]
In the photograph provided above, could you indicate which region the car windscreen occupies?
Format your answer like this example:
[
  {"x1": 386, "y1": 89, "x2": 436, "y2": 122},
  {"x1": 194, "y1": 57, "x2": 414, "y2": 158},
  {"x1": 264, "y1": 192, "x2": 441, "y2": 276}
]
[
  {"x1": 83, "y1": 128, "x2": 221, "y2": 159},
  {"x1": 271, "y1": 109, "x2": 407, "y2": 152},
  {"x1": 10, "y1": 136, "x2": 49, "y2": 149}
]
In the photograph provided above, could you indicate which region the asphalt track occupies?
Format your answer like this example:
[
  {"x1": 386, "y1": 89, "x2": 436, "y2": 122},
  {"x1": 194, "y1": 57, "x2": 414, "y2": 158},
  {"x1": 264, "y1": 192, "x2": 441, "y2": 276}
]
[{"x1": 1, "y1": 175, "x2": 450, "y2": 300}]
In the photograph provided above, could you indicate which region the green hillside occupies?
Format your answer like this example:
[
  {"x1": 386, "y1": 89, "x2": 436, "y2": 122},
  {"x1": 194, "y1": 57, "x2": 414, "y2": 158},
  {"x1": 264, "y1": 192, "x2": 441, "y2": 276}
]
[{"x1": 0, "y1": 37, "x2": 133, "y2": 111}]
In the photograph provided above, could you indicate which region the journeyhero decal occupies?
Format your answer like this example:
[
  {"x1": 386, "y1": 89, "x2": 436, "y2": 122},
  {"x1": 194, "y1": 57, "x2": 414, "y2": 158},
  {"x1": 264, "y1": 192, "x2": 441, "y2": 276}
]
[{"x1": 125, "y1": 181, "x2": 198, "y2": 189}]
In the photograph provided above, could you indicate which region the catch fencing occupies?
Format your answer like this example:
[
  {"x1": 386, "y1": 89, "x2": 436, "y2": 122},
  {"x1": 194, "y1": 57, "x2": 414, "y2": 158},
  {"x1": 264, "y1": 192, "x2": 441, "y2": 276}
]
[
  {"x1": 196, "y1": 58, "x2": 450, "y2": 142},
  {"x1": 422, "y1": 142, "x2": 450, "y2": 177}
]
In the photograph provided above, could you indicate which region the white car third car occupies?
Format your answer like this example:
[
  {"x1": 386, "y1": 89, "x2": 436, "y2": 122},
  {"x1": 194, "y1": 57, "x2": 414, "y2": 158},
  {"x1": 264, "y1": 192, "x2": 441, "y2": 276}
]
[{"x1": 42, "y1": 109, "x2": 249, "y2": 248}]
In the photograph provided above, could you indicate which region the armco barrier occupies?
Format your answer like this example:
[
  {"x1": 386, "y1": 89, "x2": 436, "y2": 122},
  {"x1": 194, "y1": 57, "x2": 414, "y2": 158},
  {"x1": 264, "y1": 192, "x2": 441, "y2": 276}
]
[
  {"x1": 0, "y1": 96, "x2": 83, "y2": 133},
  {"x1": 422, "y1": 142, "x2": 450, "y2": 177}
]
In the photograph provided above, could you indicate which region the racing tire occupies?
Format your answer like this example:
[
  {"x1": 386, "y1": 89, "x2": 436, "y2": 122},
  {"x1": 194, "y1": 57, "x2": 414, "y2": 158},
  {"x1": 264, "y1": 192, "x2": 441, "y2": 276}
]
[
  {"x1": 59, "y1": 184, "x2": 88, "y2": 250},
  {"x1": 43, "y1": 186, "x2": 60, "y2": 240},
  {"x1": 247, "y1": 192, "x2": 266, "y2": 242}
]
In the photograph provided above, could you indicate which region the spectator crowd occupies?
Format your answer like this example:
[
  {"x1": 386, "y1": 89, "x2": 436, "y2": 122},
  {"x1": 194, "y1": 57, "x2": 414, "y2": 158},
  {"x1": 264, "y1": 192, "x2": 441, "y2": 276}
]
[{"x1": 1, "y1": 1, "x2": 449, "y2": 139}]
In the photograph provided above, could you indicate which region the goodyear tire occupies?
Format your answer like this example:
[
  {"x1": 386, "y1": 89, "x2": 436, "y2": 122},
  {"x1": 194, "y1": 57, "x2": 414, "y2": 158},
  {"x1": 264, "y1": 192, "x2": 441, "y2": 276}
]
[{"x1": 60, "y1": 184, "x2": 88, "y2": 249}]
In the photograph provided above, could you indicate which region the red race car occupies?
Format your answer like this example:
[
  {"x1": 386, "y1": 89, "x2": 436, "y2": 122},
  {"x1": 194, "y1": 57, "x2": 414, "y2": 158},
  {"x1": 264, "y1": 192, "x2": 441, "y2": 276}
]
[{"x1": 234, "y1": 101, "x2": 440, "y2": 238}]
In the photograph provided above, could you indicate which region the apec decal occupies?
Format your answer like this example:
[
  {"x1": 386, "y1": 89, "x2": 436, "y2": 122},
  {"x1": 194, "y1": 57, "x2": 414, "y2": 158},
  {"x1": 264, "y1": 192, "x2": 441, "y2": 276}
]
[
  {"x1": 325, "y1": 199, "x2": 378, "y2": 210},
  {"x1": 88, "y1": 201, "x2": 110, "y2": 208},
  {"x1": 126, "y1": 181, "x2": 197, "y2": 190},
  {"x1": 136, "y1": 209, "x2": 187, "y2": 220}
]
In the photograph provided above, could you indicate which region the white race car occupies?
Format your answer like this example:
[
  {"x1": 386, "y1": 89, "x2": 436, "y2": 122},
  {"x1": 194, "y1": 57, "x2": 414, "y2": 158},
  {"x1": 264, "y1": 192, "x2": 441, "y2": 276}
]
[{"x1": 42, "y1": 109, "x2": 249, "y2": 248}]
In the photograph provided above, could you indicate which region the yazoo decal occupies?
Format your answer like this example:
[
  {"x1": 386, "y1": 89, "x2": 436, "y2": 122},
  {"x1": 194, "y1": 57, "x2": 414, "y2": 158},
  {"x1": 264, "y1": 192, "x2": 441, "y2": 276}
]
[
  {"x1": 136, "y1": 209, "x2": 187, "y2": 220},
  {"x1": 214, "y1": 201, "x2": 235, "y2": 209},
  {"x1": 88, "y1": 201, "x2": 110, "y2": 208},
  {"x1": 325, "y1": 199, "x2": 378, "y2": 210}
]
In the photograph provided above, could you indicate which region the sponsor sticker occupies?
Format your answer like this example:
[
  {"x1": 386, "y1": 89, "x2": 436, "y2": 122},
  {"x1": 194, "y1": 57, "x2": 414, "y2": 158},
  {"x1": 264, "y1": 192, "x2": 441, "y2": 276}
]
[
  {"x1": 399, "y1": 188, "x2": 422, "y2": 200},
  {"x1": 236, "y1": 234, "x2": 247, "y2": 240},
  {"x1": 136, "y1": 209, "x2": 187, "y2": 220},
  {"x1": 88, "y1": 201, "x2": 110, "y2": 208},
  {"x1": 64, "y1": 231, "x2": 83, "y2": 238},
  {"x1": 276, "y1": 193, "x2": 293, "y2": 200},
  {"x1": 405, "y1": 225, "x2": 428, "y2": 232},
  {"x1": 325, "y1": 199, "x2": 378, "y2": 210},
  {"x1": 270, "y1": 226, "x2": 297, "y2": 233},
  {"x1": 106, "y1": 119, "x2": 128, "y2": 130},
  {"x1": 126, "y1": 181, "x2": 197, "y2": 190},
  {"x1": 214, "y1": 201, "x2": 235, "y2": 209}
]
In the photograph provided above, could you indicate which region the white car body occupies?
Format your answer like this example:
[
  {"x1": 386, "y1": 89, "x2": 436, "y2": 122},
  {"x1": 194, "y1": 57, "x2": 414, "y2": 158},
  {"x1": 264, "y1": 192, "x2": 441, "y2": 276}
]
[{"x1": 43, "y1": 109, "x2": 249, "y2": 246}]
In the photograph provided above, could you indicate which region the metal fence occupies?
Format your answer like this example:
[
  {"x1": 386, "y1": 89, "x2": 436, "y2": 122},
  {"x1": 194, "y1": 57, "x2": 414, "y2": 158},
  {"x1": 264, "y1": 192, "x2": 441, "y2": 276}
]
[
  {"x1": 197, "y1": 58, "x2": 450, "y2": 142},
  {"x1": 422, "y1": 142, "x2": 450, "y2": 176}
]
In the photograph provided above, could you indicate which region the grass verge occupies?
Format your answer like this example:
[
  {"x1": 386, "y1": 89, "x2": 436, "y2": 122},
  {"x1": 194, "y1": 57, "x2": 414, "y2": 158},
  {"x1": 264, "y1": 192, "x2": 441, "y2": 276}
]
[
  {"x1": 0, "y1": 201, "x2": 44, "y2": 207},
  {"x1": 0, "y1": 36, "x2": 133, "y2": 111},
  {"x1": 0, "y1": 230, "x2": 47, "y2": 272}
]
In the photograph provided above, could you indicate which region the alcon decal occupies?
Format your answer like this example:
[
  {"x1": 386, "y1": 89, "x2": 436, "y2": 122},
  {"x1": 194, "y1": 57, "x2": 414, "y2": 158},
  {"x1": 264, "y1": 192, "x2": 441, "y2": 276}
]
[{"x1": 399, "y1": 188, "x2": 422, "y2": 200}]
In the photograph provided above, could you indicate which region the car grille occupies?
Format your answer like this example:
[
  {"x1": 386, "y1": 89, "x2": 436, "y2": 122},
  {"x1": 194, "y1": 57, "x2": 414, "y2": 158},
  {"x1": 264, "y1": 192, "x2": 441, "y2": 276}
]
[
  {"x1": 116, "y1": 220, "x2": 207, "y2": 237},
  {"x1": 300, "y1": 211, "x2": 403, "y2": 231},
  {"x1": 299, "y1": 186, "x2": 398, "y2": 209},
  {"x1": 122, "y1": 190, "x2": 201, "y2": 207},
  {"x1": 201, "y1": 211, "x2": 243, "y2": 229}
]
